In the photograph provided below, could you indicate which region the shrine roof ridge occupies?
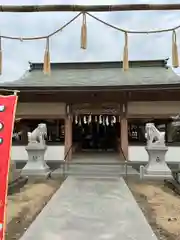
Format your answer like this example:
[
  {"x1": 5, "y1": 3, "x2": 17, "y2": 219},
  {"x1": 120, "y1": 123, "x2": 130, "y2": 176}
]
[
  {"x1": 1, "y1": 58, "x2": 180, "y2": 89},
  {"x1": 29, "y1": 59, "x2": 169, "y2": 71}
]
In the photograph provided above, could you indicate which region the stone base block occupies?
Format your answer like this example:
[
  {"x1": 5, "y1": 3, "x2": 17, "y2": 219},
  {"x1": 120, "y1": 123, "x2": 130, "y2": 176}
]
[
  {"x1": 141, "y1": 145, "x2": 173, "y2": 180},
  {"x1": 21, "y1": 142, "x2": 50, "y2": 179},
  {"x1": 145, "y1": 164, "x2": 172, "y2": 176},
  {"x1": 21, "y1": 168, "x2": 50, "y2": 179},
  {"x1": 140, "y1": 173, "x2": 173, "y2": 180},
  {"x1": 140, "y1": 165, "x2": 173, "y2": 180}
]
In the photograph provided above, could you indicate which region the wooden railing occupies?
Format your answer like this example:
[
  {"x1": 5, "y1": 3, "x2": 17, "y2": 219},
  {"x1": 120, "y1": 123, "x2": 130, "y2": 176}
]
[{"x1": 62, "y1": 144, "x2": 73, "y2": 178}]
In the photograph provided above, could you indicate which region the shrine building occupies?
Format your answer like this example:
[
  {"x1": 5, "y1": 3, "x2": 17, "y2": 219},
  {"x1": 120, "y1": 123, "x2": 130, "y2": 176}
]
[{"x1": 1, "y1": 59, "x2": 180, "y2": 163}]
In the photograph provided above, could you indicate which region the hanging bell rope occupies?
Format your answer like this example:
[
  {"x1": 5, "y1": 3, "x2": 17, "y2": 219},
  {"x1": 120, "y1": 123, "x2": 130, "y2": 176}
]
[
  {"x1": 43, "y1": 37, "x2": 51, "y2": 74},
  {"x1": 81, "y1": 12, "x2": 87, "y2": 49},
  {"x1": 123, "y1": 32, "x2": 129, "y2": 71},
  {"x1": 0, "y1": 36, "x2": 2, "y2": 75},
  {"x1": 172, "y1": 30, "x2": 179, "y2": 68}
]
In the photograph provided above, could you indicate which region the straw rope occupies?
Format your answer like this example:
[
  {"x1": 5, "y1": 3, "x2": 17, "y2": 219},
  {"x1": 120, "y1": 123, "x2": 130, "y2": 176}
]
[
  {"x1": 86, "y1": 12, "x2": 180, "y2": 34},
  {"x1": 0, "y1": 11, "x2": 180, "y2": 74},
  {"x1": 0, "y1": 11, "x2": 178, "y2": 41}
]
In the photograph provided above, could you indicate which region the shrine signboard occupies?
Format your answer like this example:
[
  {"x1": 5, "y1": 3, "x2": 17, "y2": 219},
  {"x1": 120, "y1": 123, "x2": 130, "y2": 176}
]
[{"x1": 72, "y1": 103, "x2": 121, "y2": 115}]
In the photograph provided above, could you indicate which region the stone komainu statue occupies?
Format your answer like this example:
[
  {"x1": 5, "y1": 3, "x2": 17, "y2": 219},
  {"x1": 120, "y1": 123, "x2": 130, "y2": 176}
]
[
  {"x1": 145, "y1": 123, "x2": 165, "y2": 146},
  {"x1": 27, "y1": 123, "x2": 47, "y2": 145}
]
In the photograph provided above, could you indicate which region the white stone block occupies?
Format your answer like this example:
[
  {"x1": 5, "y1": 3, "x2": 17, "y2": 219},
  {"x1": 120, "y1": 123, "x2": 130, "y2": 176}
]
[
  {"x1": 140, "y1": 146, "x2": 172, "y2": 180},
  {"x1": 21, "y1": 142, "x2": 50, "y2": 178}
]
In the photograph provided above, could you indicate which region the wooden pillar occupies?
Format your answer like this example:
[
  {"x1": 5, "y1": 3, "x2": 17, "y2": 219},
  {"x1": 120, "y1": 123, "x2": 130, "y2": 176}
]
[
  {"x1": 167, "y1": 122, "x2": 173, "y2": 143},
  {"x1": 120, "y1": 103, "x2": 128, "y2": 160},
  {"x1": 64, "y1": 106, "x2": 72, "y2": 161},
  {"x1": 69, "y1": 115, "x2": 72, "y2": 160}
]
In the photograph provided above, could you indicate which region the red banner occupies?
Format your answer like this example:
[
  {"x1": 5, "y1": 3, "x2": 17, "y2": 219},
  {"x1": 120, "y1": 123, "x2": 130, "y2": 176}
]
[{"x1": 0, "y1": 95, "x2": 18, "y2": 240}]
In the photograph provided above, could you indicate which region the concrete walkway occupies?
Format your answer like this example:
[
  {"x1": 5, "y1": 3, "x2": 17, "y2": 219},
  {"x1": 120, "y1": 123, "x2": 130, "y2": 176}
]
[{"x1": 20, "y1": 177, "x2": 157, "y2": 240}]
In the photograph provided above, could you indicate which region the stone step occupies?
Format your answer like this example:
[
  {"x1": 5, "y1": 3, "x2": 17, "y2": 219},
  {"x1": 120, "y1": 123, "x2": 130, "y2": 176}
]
[
  {"x1": 72, "y1": 154, "x2": 121, "y2": 163},
  {"x1": 67, "y1": 171, "x2": 121, "y2": 176},
  {"x1": 71, "y1": 175, "x2": 121, "y2": 180},
  {"x1": 50, "y1": 170, "x2": 138, "y2": 180},
  {"x1": 65, "y1": 171, "x2": 121, "y2": 176},
  {"x1": 50, "y1": 155, "x2": 139, "y2": 178},
  {"x1": 67, "y1": 168, "x2": 137, "y2": 176},
  {"x1": 67, "y1": 169, "x2": 138, "y2": 175},
  {"x1": 70, "y1": 161, "x2": 122, "y2": 165},
  {"x1": 50, "y1": 166, "x2": 138, "y2": 177},
  {"x1": 68, "y1": 164, "x2": 125, "y2": 172},
  {"x1": 68, "y1": 163, "x2": 137, "y2": 172},
  {"x1": 50, "y1": 168, "x2": 121, "y2": 178}
]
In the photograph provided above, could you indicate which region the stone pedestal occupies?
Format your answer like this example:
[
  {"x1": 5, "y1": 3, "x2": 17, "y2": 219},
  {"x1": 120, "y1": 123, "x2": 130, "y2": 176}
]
[
  {"x1": 21, "y1": 142, "x2": 50, "y2": 178},
  {"x1": 140, "y1": 145, "x2": 172, "y2": 180}
]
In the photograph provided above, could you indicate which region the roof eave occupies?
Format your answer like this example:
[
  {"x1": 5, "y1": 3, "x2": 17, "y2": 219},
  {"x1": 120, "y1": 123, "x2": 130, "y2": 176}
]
[{"x1": 1, "y1": 83, "x2": 180, "y2": 92}]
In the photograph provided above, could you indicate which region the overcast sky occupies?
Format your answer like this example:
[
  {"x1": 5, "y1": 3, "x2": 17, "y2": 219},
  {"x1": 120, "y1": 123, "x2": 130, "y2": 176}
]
[{"x1": 0, "y1": 0, "x2": 180, "y2": 82}]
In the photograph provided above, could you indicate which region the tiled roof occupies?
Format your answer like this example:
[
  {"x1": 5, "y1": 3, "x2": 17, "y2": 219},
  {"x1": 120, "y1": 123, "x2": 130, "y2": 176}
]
[{"x1": 1, "y1": 59, "x2": 180, "y2": 87}]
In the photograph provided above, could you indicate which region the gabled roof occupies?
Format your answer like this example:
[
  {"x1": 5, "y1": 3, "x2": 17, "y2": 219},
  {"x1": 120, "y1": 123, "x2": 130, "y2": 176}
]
[{"x1": 1, "y1": 59, "x2": 180, "y2": 88}]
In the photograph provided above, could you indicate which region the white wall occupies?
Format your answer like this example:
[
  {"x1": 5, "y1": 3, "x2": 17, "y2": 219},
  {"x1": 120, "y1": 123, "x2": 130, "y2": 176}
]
[
  {"x1": 11, "y1": 145, "x2": 65, "y2": 162},
  {"x1": 11, "y1": 145, "x2": 180, "y2": 163},
  {"x1": 129, "y1": 146, "x2": 180, "y2": 162}
]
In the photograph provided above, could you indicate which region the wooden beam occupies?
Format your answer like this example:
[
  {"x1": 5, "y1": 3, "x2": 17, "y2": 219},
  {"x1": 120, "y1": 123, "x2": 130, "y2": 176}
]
[
  {"x1": 15, "y1": 114, "x2": 65, "y2": 119},
  {"x1": 128, "y1": 114, "x2": 172, "y2": 119},
  {"x1": 0, "y1": 4, "x2": 180, "y2": 12}
]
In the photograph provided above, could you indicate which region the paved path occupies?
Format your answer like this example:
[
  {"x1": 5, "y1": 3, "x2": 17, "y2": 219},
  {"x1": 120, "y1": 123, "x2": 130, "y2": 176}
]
[{"x1": 20, "y1": 177, "x2": 157, "y2": 240}]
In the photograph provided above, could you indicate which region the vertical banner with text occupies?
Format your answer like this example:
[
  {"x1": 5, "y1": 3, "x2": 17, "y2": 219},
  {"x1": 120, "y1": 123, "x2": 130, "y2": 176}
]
[{"x1": 0, "y1": 95, "x2": 18, "y2": 240}]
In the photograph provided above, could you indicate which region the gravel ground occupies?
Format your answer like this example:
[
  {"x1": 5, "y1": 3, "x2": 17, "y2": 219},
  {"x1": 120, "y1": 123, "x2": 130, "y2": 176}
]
[
  {"x1": 6, "y1": 178, "x2": 62, "y2": 240},
  {"x1": 127, "y1": 179, "x2": 180, "y2": 240},
  {"x1": 6, "y1": 177, "x2": 180, "y2": 240}
]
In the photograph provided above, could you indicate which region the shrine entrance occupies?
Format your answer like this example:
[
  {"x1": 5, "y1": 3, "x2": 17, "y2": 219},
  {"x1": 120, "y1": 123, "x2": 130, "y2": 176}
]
[
  {"x1": 71, "y1": 103, "x2": 122, "y2": 154},
  {"x1": 65, "y1": 103, "x2": 128, "y2": 161},
  {"x1": 73, "y1": 114, "x2": 120, "y2": 152}
]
